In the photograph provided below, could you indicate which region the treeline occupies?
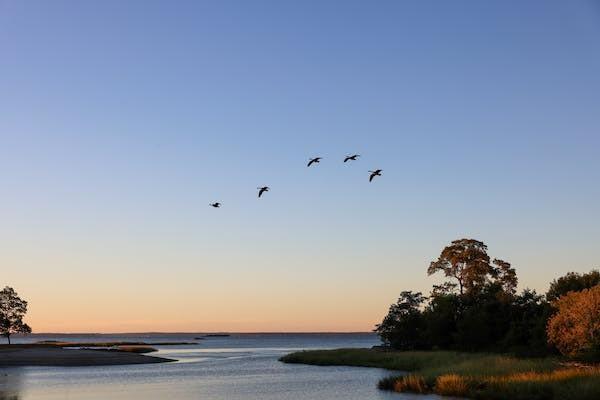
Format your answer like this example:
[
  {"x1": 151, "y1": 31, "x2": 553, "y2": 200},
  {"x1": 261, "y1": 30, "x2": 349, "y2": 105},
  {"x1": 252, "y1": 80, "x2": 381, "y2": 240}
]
[{"x1": 375, "y1": 239, "x2": 600, "y2": 359}]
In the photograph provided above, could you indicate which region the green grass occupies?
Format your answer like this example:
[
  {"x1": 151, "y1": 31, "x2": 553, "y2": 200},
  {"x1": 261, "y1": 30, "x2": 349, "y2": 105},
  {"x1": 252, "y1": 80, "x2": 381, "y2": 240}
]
[{"x1": 280, "y1": 349, "x2": 600, "y2": 400}]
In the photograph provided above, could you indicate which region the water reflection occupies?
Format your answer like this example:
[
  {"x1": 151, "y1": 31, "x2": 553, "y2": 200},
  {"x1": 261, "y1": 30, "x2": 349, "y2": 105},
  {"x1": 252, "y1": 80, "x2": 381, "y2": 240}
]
[
  {"x1": 0, "y1": 334, "x2": 449, "y2": 400},
  {"x1": 0, "y1": 369, "x2": 23, "y2": 400}
]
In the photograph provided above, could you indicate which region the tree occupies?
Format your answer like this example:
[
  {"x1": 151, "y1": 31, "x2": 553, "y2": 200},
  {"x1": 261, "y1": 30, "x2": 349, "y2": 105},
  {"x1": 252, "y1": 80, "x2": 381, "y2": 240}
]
[
  {"x1": 502, "y1": 289, "x2": 552, "y2": 356},
  {"x1": 452, "y1": 283, "x2": 514, "y2": 351},
  {"x1": 428, "y1": 239, "x2": 494, "y2": 296},
  {"x1": 546, "y1": 270, "x2": 600, "y2": 302},
  {"x1": 547, "y1": 284, "x2": 600, "y2": 357},
  {"x1": 492, "y1": 259, "x2": 518, "y2": 298},
  {"x1": 423, "y1": 291, "x2": 459, "y2": 349},
  {"x1": 0, "y1": 287, "x2": 32, "y2": 344},
  {"x1": 375, "y1": 291, "x2": 427, "y2": 350}
]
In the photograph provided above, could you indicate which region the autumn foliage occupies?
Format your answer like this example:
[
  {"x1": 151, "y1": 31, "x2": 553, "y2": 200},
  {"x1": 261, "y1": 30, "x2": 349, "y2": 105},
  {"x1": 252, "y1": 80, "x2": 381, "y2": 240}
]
[{"x1": 547, "y1": 284, "x2": 600, "y2": 357}]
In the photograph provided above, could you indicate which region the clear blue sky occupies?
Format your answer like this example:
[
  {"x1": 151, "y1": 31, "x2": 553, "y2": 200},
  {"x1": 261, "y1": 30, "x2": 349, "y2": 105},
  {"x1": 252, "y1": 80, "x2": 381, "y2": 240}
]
[{"x1": 1, "y1": 0, "x2": 599, "y2": 332}]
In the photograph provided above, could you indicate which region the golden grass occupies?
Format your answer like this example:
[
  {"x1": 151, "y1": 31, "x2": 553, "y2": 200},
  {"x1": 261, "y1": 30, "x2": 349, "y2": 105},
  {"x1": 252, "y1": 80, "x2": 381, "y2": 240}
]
[
  {"x1": 401, "y1": 367, "x2": 600, "y2": 399},
  {"x1": 393, "y1": 375, "x2": 428, "y2": 394},
  {"x1": 488, "y1": 366, "x2": 600, "y2": 383},
  {"x1": 435, "y1": 374, "x2": 469, "y2": 396}
]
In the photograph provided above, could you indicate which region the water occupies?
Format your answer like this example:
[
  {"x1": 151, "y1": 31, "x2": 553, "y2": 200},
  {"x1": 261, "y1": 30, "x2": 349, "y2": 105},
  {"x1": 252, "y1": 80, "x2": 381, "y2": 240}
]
[{"x1": 1, "y1": 333, "x2": 445, "y2": 399}]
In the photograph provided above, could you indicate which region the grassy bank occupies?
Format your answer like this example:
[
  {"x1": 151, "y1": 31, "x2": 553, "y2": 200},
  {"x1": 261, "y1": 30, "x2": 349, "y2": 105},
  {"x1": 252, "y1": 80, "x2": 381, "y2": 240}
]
[{"x1": 280, "y1": 349, "x2": 600, "y2": 400}]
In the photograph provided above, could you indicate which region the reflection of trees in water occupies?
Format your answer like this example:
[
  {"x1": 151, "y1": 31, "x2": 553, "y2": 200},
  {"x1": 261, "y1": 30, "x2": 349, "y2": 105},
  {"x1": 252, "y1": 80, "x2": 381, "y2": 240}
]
[{"x1": 0, "y1": 370, "x2": 22, "y2": 400}]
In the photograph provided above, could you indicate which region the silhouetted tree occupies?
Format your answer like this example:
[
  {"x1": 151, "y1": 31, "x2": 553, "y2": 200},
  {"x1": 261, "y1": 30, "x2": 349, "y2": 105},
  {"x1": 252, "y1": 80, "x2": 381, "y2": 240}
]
[
  {"x1": 423, "y1": 291, "x2": 459, "y2": 349},
  {"x1": 375, "y1": 291, "x2": 427, "y2": 350},
  {"x1": 502, "y1": 289, "x2": 553, "y2": 356},
  {"x1": 0, "y1": 287, "x2": 32, "y2": 344},
  {"x1": 452, "y1": 283, "x2": 514, "y2": 351},
  {"x1": 546, "y1": 270, "x2": 600, "y2": 302},
  {"x1": 428, "y1": 239, "x2": 494, "y2": 296},
  {"x1": 492, "y1": 259, "x2": 518, "y2": 299}
]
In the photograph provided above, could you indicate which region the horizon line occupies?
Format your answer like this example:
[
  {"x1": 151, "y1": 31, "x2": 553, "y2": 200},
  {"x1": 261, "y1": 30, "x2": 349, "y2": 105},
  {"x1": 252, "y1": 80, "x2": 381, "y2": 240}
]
[{"x1": 18, "y1": 331, "x2": 375, "y2": 335}]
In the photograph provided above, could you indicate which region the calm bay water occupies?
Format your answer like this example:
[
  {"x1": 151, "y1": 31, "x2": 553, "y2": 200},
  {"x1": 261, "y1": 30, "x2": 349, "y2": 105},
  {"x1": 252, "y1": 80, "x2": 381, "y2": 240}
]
[{"x1": 1, "y1": 333, "x2": 445, "y2": 400}]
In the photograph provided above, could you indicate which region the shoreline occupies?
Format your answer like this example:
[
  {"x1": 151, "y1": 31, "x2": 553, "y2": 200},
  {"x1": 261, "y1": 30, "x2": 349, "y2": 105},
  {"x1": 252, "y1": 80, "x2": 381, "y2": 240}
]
[
  {"x1": 0, "y1": 347, "x2": 175, "y2": 367},
  {"x1": 280, "y1": 348, "x2": 600, "y2": 400}
]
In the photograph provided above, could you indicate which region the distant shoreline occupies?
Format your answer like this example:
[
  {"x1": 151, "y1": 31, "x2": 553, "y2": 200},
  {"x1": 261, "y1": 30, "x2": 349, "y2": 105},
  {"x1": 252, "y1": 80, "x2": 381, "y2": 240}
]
[{"x1": 13, "y1": 332, "x2": 374, "y2": 336}]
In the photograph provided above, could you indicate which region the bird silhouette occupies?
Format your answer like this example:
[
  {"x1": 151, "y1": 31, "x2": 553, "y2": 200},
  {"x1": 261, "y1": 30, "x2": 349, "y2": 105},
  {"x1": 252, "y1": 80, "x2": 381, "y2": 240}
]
[
  {"x1": 369, "y1": 169, "x2": 382, "y2": 182},
  {"x1": 257, "y1": 186, "x2": 270, "y2": 198},
  {"x1": 307, "y1": 157, "x2": 322, "y2": 167},
  {"x1": 344, "y1": 154, "x2": 360, "y2": 163},
  {"x1": 210, "y1": 202, "x2": 221, "y2": 208}
]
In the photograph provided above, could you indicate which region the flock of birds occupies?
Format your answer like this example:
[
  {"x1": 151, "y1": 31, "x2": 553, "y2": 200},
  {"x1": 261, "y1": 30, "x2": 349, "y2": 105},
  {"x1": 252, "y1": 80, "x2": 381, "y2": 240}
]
[{"x1": 209, "y1": 154, "x2": 382, "y2": 208}]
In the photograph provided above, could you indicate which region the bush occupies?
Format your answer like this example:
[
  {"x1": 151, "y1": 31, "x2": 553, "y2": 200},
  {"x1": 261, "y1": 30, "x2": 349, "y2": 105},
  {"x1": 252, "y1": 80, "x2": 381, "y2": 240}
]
[{"x1": 547, "y1": 285, "x2": 600, "y2": 358}]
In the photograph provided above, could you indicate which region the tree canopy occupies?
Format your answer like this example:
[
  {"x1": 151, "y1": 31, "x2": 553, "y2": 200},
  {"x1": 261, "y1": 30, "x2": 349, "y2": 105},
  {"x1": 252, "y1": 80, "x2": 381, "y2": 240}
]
[
  {"x1": 0, "y1": 286, "x2": 32, "y2": 344},
  {"x1": 547, "y1": 285, "x2": 600, "y2": 357},
  {"x1": 427, "y1": 239, "x2": 517, "y2": 295},
  {"x1": 377, "y1": 238, "x2": 559, "y2": 356},
  {"x1": 374, "y1": 291, "x2": 427, "y2": 350},
  {"x1": 546, "y1": 270, "x2": 600, "y2": 302}
]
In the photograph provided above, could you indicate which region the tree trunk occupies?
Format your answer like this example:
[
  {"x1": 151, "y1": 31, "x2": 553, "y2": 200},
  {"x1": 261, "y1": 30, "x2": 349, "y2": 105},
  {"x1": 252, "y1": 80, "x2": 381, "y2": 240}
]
[{"x1": 7, "y1": 334, "x2": 10, "y2": 345}]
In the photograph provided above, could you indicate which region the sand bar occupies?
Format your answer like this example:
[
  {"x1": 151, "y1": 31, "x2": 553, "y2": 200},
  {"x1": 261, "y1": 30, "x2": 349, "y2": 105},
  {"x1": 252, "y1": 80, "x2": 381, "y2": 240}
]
[{"x1": 0, "y1": 347, "x2": 174, "y2": 367}]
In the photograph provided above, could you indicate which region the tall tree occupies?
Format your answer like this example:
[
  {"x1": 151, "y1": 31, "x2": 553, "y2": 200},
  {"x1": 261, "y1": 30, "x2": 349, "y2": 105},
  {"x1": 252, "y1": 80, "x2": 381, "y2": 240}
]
[
  {"x1": 492, "y1": 259, "x2": 518, "y2": 299},
  {"x1": 428, "y1": 239, "x2": 494, "y2": 296},
  {"x1": 0, "y1": 287, "x2": 32, "y2": 344}
]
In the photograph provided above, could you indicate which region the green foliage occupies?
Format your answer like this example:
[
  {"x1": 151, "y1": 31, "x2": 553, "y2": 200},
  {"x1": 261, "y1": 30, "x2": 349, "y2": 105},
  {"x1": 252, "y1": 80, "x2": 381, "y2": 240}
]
[
  {"x1": 374, "y1": 291, "x2": 428, "y2": 350},
  {"x1": 502, "y1": 289, "x2": 553, "y2": 356},
  {"x1": 450, "y1": 283, "x2": 514, "y2": 351},
  {"x1": 546, "y1": 270, "x2": 600, "y2": 302},
  {"x1": 423, "y1": 292, "x2": 459, "y2": 349}
]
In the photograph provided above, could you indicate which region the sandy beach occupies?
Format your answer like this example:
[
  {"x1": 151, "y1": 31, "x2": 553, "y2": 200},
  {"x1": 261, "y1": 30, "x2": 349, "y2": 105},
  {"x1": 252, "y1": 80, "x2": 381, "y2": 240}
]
[{"x1": 0, "y1": 347, "x2": 174, "y2": 367}]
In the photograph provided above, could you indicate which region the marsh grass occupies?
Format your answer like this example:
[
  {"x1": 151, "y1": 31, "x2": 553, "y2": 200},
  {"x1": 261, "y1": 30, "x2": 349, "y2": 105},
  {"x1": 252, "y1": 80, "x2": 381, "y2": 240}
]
[
  {"x1": 280, "y1": 348, "x2": 600, "y2": 399},
  {"x1": 435, "y1": 374, "x2": 469, "y2": 397}
]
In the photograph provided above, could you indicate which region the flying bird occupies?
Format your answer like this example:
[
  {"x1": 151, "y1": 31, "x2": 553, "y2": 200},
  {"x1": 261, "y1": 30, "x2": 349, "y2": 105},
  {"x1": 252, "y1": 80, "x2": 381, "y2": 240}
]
[
  {"x1": 368, "y1": 169, "x2": 382, "y2": 182},
  {"x1": 344, "y1": 154, "x2": 360, "y2": 163},
  {"x1": 307, "y1": 157, "x2": 322, "y2": 167},
  {"x1": 257, "y1": 186, "x2": 270, "y2": 198},
  {"x1": 210, "y1": 202, "x2": 221, "y2": 208}
]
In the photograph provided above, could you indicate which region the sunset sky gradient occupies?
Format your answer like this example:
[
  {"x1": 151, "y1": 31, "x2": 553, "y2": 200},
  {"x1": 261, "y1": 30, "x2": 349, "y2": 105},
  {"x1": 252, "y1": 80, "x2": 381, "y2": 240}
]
[{"x1": 1, "y1": 0, "x2": 599, "y2": 332}]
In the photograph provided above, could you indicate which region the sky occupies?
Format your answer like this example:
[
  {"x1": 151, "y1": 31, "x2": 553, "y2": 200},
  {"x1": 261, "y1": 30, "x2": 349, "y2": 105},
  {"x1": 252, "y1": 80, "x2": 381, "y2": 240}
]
[{"x1": 1, "y1": 0, "x2": 599, "y2": 333}]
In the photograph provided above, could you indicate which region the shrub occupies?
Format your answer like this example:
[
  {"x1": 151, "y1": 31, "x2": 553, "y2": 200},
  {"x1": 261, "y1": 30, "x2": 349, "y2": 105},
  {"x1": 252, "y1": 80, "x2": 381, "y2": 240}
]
[{"x1": 547, "y1": 285, "x2": 600, "y2": 358}]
